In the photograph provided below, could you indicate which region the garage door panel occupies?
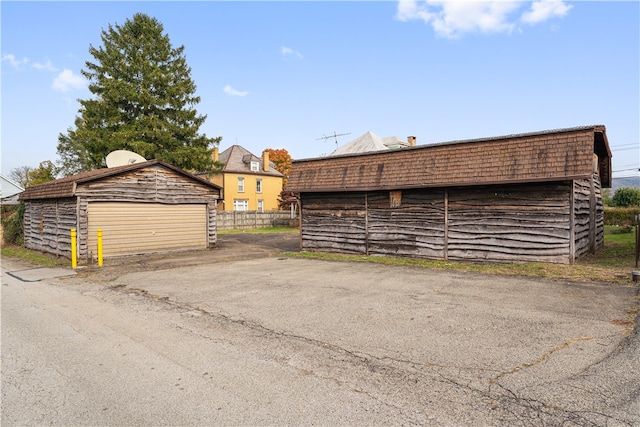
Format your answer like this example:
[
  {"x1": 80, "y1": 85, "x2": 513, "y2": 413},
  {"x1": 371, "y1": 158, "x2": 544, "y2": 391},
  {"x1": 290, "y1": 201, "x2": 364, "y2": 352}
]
[{"x1": 88, "y1": 202, "x2": 207, "y2": 257}]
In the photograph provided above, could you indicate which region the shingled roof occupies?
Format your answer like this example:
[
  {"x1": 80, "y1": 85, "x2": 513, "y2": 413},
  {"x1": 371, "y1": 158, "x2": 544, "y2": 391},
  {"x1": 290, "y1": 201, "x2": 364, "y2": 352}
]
[
  {"x1": 20, "y1": 159, "x2": 222, "y2": 200},
  {"x1": 218, "y1": 145, "x2": 284, "y2": 177},
  {"x1": 287, "y1": 125, "x2": 612, "y2": 193}
]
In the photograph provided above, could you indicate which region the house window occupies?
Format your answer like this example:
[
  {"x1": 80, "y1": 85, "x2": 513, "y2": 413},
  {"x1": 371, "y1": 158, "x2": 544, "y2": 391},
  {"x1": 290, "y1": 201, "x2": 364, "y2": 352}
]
[
  {"x1": 258, "y1": 199, "x2": 264, "y2": 213},
  {"x1": 256, "y1": 178, "x2": 262, "y2": 194},
  {"x1": 234, "y1": 199, "x2": 249, "y2": 211},
  {"x1": 251, "y1": 161, "x2": 260, "y2": 172},
  {"x1": 237, "y1": 177, "x2": 245, "y2": 193}
]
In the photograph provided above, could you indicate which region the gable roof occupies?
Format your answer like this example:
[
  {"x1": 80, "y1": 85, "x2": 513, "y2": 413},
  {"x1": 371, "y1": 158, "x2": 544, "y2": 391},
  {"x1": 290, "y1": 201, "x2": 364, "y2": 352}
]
[
  {"x1": 20, "y1": 159, "x2": 222, "y2": 201},
  {"x1": 331, "y1": 131, "x2": 389, "y2": 156},
  {"x1": 330, "y1": 131, "x2": 410, "y2": 156},
  {"x1": 287, "y1": 125, "x2": 612, "y2": 193},
  {"x1": 1, "y1": 174, "x2": 25, "y2": 199},
  {"x1": 218, "y1": 145, "x2": 284, "y2": 177}
]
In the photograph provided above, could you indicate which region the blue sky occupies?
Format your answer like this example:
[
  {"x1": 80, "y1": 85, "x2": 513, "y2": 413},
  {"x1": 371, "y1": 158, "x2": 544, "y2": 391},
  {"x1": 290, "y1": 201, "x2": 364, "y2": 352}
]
[{"x1": 2, "y1": 1, "x2": 639, "y2": 178}]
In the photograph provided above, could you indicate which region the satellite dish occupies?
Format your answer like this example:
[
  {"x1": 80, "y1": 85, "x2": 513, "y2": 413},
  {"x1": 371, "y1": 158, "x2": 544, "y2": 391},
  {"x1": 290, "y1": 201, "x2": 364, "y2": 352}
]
[{"x1": 106, "y1": 150, "x2": 147, "y2": 168}]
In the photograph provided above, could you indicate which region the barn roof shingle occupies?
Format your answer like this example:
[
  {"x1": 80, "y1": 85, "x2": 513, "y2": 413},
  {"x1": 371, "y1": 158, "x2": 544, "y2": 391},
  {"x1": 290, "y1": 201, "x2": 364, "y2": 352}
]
[
  {"x1": 20, "y1": 159, "x2": 222, "y2": 200},
  {"x1": 287, "y1": 125, "x2": 612, "y2": 192}
]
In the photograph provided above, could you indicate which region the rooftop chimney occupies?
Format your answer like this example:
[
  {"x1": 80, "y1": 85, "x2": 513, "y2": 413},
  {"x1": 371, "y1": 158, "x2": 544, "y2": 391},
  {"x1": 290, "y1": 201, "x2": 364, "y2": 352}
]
[
  {"x1": 262, "y1": 150, "x2": 270, "y2": 172},
  {"x1": 408, "y1": 136, "x2": 417, "y2": 147},
  {"x1": 211, "y1": 147, "x2": 219, "y2": 163}
]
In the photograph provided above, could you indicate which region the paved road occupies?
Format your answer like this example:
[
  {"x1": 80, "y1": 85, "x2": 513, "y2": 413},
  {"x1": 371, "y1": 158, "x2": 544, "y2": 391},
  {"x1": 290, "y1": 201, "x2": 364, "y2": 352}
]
[{"x1": 2, "y1": 234, "x2": 639, "y2": 426}]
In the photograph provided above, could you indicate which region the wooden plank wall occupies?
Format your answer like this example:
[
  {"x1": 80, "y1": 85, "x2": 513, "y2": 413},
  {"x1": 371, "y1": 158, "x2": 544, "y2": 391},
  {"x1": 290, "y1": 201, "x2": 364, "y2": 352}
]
[
  {"x1": 367, "y1": 190, "x2": 445, "y2": 258},
  {"x1": 594, "y1": 175, "x2": 605, "y2": 249},
  {"x1": 217, "y1": 210, "x2": 293, "y2": 230},
  {"x1": 300, "y1": 181, "x2": 581, "y2": 264},
  {"x1": 23, "y1": 198, "x2": 76, "y2": 258},
  {"x1": 574, "y1": 173, "x2": 604, "y2": 259},
  {"x1": 447, "y1": 183, "x2": 571, "y2": 263},
  {"x1": 73, "y1": 166, "x2": 219, "y2": 260},
  {"x1": 301, "y1": 192, "x2": 367, "y2": 254}
]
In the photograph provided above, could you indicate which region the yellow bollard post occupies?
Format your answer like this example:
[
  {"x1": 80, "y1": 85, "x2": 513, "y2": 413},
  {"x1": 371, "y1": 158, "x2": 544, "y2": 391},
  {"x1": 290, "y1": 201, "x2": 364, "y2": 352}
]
[
  {"x1": 71, "y1": 228, "x2": 77, "y2": 269},
  {"x1": 97, "y1": 229, "x2": 103, "y2": 267}
]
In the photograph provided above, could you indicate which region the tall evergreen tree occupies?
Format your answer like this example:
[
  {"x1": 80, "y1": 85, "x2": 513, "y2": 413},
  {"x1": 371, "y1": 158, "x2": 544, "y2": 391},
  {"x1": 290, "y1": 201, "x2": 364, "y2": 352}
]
[{"x1": 57, "y1": 13, "x2": 220, "y2": 175}]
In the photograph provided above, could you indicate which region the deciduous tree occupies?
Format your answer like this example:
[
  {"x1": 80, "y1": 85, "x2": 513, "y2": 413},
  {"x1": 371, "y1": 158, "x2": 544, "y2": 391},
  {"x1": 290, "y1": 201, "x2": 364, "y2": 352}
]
[
  {"x1": 27, "y1": 161, "x2": 59, "y2": 186},
  {"x1": 9, "y1": 166, "x2": 32, "y2": 188},
  {"x1": 264, "y1": 148, "x2": 297, "y2": 210},
  {"x1": 264, "y1": 148, "x2": 292, "y2": 187},
  {"x1": 9, "y1": 161, "x2": 58, "y2": 187},
  {"x1": 612, "y1": 187, "x2": 640, "y2": 207}
]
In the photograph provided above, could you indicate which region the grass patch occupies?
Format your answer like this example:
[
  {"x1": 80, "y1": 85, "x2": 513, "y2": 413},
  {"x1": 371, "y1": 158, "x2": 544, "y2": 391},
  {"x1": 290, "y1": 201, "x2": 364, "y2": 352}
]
[
  {"x1": 1, "y1": 245, "x2": 70, "y2": 268},
  {"x1": 4, "y1": 226, "x2": 638, "y2": 284},
  {"x1": 286, "y1": 226, "x2": 640, "y2": 284},
  {"x1": 217, "y1": 226, "x2": 298, "y2": 235}
]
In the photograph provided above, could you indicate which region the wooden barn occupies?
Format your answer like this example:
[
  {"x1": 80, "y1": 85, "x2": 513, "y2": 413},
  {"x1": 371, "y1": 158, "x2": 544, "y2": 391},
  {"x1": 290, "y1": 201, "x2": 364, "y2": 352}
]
[
  {"x1": 286, "y1": 125, "x2": 612, "y2": 264},
  {"x1": 19, "y1": 160, "x2": 221, "y2": 262}
]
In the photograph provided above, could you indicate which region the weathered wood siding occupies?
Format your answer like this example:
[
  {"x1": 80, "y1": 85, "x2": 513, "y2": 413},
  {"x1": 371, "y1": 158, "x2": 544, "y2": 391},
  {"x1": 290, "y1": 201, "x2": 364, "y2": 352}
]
[
  {"x1": 73, "y1": 166, "x2": 218, "y2": 260},
  {"x1": 23, "y1": 198, "x2": 77, "y2": 258},
  {"x1": 594, "y1": 176, "x2": 604, "y2": 248},
  {"x1": 299, "y1": 181, "x2": 589, "y2": 264},
  {"x1": 23, "y1": 164, "x2": 219, "y2": 261},
  {"x1": 574, "y1": 173, "x2": 604, "y2": 259},
  {"x1": 447, "y1": 183, "x2": 571, "y2": 263},
  {"x1": 367, "y1": 190, "x2": 445, "y2": 258},
  {"x1": 301, "y1": 192, "x2": 367, "y2": 254}
]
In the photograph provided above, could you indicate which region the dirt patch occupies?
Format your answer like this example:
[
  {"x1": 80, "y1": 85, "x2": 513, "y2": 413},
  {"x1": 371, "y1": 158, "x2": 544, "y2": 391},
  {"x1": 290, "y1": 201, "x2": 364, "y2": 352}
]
[{"x1": 75, "y1": 232, "x2": 300, "y2": 281}]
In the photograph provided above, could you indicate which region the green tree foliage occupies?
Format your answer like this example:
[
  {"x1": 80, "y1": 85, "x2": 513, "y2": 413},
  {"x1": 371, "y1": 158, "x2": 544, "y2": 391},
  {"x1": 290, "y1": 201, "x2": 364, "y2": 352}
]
[
  {"x1": 57, "y1": 13, "x2": 220, "y2": 176},
  {"x1": 612, "y1": 187, "x2": 640, "y2": 207},
  {"x1": 601, "y1": 188, "x2": 613, "y2": 207},
  {"x1": 1, "y1": 203, "x2": 24, "y2": 246},
  {"x1": 9, "y1": 161, "x2": 58, "y2": 188},
  {"x1": 27, "y1": 161, "x2": 58, "y2": 185}
]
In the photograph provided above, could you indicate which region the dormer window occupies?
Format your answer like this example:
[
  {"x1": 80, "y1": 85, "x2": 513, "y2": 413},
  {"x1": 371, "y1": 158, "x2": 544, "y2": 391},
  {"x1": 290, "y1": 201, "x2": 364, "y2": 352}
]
[{"x1": 250, "y1": 161, "x2": 260, "y2": 172}]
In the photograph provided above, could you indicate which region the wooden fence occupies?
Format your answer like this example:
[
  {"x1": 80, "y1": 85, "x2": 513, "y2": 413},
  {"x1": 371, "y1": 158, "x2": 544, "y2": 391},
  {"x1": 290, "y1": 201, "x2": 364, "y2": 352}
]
[{"x1": 217, "y1": 210, "x2": 298, "y2": 230}]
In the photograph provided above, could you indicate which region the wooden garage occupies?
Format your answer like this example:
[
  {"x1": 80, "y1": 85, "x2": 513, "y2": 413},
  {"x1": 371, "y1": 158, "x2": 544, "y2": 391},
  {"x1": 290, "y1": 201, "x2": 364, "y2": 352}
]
[
  {"x1": 286, "y1": 125, "x2": 612, "y2": 265},
  {"x1": 19, "y1": 160, "x2": 221, "y2": 262}
]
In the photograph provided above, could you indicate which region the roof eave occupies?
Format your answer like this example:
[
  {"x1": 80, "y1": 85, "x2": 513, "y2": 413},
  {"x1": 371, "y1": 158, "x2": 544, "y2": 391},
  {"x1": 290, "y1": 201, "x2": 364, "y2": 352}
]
[{"x1": 289, "y1": 174, "x2": 591, "y2": 193}]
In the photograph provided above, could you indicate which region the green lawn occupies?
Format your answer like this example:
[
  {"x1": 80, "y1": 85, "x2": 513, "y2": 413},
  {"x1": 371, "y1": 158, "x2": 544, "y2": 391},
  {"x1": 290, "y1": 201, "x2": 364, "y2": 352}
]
[
  {"x1": 1, "y1": 246, "x2": 70, "y2": 268},
  {"x1": 288, "y1": 226, "x2": 640, "y2": 284}
]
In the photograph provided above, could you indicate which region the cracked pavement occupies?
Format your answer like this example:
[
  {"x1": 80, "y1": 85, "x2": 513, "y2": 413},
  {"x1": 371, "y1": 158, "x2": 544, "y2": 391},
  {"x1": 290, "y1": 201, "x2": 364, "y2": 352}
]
[{"x1": 2, "y1": 233, "x2": 639, "y2": 425}]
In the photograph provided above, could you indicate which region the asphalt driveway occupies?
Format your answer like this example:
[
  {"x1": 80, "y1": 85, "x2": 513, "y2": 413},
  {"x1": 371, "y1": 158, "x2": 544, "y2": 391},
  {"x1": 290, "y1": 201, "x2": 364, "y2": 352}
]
[
  {"x1": 95, "y1": 234, "x2": 639, "y2": 425},
  {"x1": 7, "y1": 232, "x2": 639, "y2": 424}
]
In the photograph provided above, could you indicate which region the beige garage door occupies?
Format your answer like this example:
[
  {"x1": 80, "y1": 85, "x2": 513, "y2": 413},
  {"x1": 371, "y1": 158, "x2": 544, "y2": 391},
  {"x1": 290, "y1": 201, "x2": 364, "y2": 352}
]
[{"x1": 88, "y1": 202, "x2": 207, "y2": 258}]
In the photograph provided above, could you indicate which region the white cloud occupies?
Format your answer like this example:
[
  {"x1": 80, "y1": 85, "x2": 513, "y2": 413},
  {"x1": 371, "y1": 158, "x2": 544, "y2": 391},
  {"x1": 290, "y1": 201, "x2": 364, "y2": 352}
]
[
  {"x1": 281, "y1": 46, "x2": 303, "y2": 58},
  {"x1": 521, "y1": 0, "x2": 573, "y2": 24},
  {"x1": 396, "y1": 0, "x2": 572, "y2": 38},
  {"x1": 1, "y1": 54, "x2": 29, "y2": 69},
  {"x1": 32, "y1": 60, "x2": 58, "y2": 72},
  {"x1": 4, "y1": 54, "x2": 85, "y2": 93},
  {"x1": 52, "y1": 69, "x2": 85, "y2": 92},
  {"x1": 223, "y1": 85, "x2": 249, "y2": 97}
]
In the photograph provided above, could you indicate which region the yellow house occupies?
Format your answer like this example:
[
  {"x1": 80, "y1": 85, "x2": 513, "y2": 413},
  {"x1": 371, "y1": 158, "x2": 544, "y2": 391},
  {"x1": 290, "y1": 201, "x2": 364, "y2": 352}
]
[{"x1": 208, "y1": 145, "x2": 284, "y2": 211}]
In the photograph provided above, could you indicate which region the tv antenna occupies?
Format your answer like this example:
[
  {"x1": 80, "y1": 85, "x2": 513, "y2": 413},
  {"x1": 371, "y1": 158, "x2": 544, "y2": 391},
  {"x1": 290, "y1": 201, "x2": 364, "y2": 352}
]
[{"x1": 316, "y1": 131, "x2": 351, "y2": 149}]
